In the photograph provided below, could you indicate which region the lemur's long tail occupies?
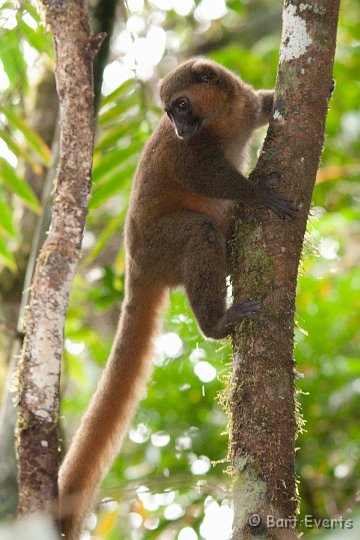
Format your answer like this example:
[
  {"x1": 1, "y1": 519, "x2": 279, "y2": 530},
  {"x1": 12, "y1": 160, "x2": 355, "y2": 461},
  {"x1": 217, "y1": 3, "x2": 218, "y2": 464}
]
[{"x1": 59, "y1": 282, "x2": 166, "y2": 539}]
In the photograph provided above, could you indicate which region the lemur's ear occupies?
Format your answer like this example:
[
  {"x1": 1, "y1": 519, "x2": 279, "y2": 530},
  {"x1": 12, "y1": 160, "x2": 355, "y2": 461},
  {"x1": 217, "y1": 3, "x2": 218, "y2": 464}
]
[{"x1": 192, "y1": 60, "x2": 220, "y2": 85}]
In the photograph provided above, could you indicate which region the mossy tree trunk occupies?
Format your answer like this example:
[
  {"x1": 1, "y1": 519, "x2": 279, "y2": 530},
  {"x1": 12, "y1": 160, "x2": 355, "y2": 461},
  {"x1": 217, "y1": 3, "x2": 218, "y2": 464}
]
[
  {"x1": 16, "y1": 0, "x2": 105, "y2": 516},
  {"x1": 229, "y1": 1, "x2": 340, "y2": 538}
]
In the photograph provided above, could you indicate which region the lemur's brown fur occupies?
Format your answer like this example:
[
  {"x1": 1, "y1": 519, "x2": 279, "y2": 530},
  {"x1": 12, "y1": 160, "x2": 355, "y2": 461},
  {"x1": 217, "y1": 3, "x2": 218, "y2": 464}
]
[{"x1": 59, "y1": 59, "x2": 295, "y2": 539}]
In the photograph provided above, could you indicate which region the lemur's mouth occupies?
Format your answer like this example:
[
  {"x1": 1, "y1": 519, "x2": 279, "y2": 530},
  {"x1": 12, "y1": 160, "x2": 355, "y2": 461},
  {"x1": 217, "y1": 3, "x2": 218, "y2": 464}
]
[{"x1": 174, "y1": 118, "x2": 201, "y2": 139}]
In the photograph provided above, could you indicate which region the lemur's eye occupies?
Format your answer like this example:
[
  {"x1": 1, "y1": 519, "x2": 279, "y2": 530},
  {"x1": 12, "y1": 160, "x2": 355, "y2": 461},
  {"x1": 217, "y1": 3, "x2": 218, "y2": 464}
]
[{"x1": 175, "y1": 97, "x2": 190, "y2": 111}]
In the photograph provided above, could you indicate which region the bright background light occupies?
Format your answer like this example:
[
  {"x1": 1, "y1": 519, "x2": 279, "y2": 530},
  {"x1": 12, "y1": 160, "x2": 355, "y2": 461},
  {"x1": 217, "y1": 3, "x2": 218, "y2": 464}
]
[
  {"x1": 195, "y1": 0, "x2": 227, "y2": 21},
  {"x1": 155, "y1": 332, "x2": 183, "y2": 359},
  {"x1": 200, "y1": 499, "x2": 233, "y2": 540},
  {"x1": 191, "y1": 455, "x2": 211, "y2": 475},
  {"x1": 194, "y1": 361, "x2": 217, "y2": 383},
  {"x1": 178, "y1": 526, "x2": 198, "y2": 540}
]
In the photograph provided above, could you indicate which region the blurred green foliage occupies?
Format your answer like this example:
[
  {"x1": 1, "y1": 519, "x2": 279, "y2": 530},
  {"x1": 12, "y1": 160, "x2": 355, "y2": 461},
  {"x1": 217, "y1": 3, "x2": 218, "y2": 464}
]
[{"x1": 0, "y1": 0, "x2": 359, "y2": 538}]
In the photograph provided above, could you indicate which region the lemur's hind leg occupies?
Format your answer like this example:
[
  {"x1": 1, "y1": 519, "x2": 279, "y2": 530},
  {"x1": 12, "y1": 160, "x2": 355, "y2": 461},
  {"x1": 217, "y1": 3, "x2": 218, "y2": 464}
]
[{"x1": 182, "y1": 217, "x2": 260, "y2": 339}]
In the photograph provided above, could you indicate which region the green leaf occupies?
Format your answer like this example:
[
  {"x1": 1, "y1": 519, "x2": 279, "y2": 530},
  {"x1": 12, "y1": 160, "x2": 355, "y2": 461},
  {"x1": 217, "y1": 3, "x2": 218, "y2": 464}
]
[
  {"x1": 92, "y1": 139, "x2": 143, "y2": 183},
  {"x1": 0, "y1": 235, "x2": 16, "y2": 271},
  {"x1": 0, "y1": 30, "x2": 27, "y2": 89},
  {"x1": 18, "y1": 18, "x2": 51, "y2": 54},
  {"x1": 89, "y1": 162, "x2": 135, "y2": 209},
  {"x1": 86, "y1": 214, "x2": 125, "y2": 263},
  {"x1": 0, "y1": 158, "x2": 41, "y2": 213},
  {"x1": 2, "y1": 109, "x2": 51, "y2": 166},
  {"x1": 94, "y1": 123, "x2": 137, "y2": 153},
  {"x1": 0, "y1": 190, "x2": 16, "y2": 237},
  {"x1": 100, "y1": 78, "x2": 137, "y2": 107},
  {"x1": 99, "y1": 96, "x2": 140, "y2": 126},
  {"x1": 21, "y1": 2, "x2": 43, "y2": 24},
  {"x1": 0, "y1": 129, "x2": 42, "y2": 169}
]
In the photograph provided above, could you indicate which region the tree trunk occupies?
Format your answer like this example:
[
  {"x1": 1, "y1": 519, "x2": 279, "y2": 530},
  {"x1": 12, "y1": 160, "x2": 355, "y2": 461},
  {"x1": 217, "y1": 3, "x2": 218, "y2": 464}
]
[
  {"x1": 1, "y1": 0, "x2": 118, "y2": 518},
  {"x1": 16, "y1": 0, "x2": 102, "y2": 516},
  {"x1": 229, "y1": 1, "x2": 340, "y2": 538},
  {"x1": 0, "y1": 69, "x2": 58, "y2": 520}
]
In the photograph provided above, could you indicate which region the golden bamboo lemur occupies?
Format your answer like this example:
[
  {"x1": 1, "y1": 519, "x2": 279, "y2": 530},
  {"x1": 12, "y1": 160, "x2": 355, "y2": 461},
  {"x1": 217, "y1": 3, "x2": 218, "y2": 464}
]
[{"x1": 59, "y1": 58, "x2": 295, "y2": 538}]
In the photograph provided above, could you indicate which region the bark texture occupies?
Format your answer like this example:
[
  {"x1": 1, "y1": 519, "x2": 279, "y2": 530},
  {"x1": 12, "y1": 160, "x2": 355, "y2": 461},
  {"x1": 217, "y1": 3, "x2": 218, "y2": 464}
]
[
  {"x1": 16, "y1": 0, "x2": 96, "y2": 515},
  {"x1": 229, "y1": 1, "x2": 340, "y2": 538}
]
